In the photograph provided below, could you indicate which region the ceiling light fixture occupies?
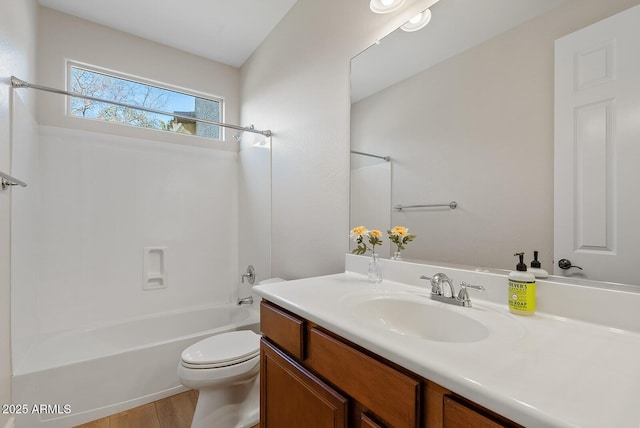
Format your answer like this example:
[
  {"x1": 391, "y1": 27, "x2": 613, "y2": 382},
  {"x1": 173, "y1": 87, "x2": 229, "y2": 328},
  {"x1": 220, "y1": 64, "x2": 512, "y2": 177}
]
[
  {"x1": 369, "y1": 0, "x2": 406, "y2": 14},
  {"x1": 400, "y1": 8, "x2": 432, "y2": 32}
]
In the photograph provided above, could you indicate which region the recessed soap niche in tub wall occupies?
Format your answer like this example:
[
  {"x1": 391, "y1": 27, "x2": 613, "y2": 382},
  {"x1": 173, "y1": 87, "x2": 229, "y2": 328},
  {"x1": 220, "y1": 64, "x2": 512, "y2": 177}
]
[{"x1": 143, "y1": 247, "x2": 167, "y2": 290}]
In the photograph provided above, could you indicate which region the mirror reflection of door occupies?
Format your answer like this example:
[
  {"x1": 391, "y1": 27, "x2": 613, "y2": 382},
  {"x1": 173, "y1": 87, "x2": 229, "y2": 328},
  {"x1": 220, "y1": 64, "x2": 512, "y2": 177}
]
[{"x1": 554, "y1": 4, "x2": 640, "y2": 284}]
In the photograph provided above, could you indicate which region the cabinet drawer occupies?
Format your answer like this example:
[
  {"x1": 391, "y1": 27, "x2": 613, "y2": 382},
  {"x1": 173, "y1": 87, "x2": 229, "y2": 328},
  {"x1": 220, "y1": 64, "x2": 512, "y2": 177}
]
[
  {"x1": 443, "y1": 396, "x2": 514, "y2": 428},
  {"x1": 306, "y1": 327, "x2": 420, "y2": 428},
  {"x1": 361, "y1": 413, "x2": 384, "y2": 428},
  {"x1": 260, "y1": 301, "x2": 305, "y2": 360}
]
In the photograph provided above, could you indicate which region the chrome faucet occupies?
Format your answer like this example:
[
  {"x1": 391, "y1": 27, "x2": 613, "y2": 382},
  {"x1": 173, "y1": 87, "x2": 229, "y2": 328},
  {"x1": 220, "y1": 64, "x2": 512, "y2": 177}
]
[
  {"x1": 420, "y1": 273, "x2": 484, "y2": 307},
  {"x1": 439, "y1": 275, "x2": 456, "y2": 298},
  {"x1": 237, "y1": 296, "x2": 254, "y2": 306}
]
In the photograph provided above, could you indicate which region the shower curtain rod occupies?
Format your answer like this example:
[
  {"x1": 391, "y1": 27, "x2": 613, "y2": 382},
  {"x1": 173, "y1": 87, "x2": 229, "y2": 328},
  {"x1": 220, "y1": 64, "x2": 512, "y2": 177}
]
[
  {"x1": 10, "y1": 76, "x2": 272, "y2": 138},
  {"x1": 0, "y1": 170, "x2": 27, "y2": 190},
  {"x1": 350, "y1": 150, "x2": 391, "y2": 162}
]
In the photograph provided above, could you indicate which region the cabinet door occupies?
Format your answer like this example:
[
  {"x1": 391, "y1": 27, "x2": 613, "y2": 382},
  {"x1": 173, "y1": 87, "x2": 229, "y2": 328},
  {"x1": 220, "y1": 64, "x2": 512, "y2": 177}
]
[
  {"x1": 443, "y1": 396, "x2": 510, "y2": 428},
  {"x1": 261, "y1": 338, "x2": 348, "y2": 428}
]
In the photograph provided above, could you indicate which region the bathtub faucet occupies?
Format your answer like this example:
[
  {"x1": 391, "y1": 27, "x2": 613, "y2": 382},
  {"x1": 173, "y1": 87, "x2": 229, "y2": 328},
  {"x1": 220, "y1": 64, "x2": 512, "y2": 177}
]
[{"x1": 237, "y1": 296, "x2": 254, "y2": 306}]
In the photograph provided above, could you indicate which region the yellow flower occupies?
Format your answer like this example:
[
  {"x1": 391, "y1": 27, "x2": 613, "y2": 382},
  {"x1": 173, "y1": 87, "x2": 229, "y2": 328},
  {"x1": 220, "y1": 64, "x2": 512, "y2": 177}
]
[
  {"x1": 351, "y1": 226, "x2": 368, "y2": 236},
  {"x1": 387, "y1": 226, "x2": 416, "y2": 252},
  {"x1": 350, "y1": 226, "x2": 383, "y2": 255},
  {"x1": 392, "y1": 226, "x2": 408, "y2": 236}
]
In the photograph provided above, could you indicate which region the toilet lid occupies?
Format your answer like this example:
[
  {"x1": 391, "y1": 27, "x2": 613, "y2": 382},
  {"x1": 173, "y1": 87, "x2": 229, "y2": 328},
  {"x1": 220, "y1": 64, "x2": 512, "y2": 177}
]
[{"x1": 181, "y1": 330, "x2": 260, "y2": 368}]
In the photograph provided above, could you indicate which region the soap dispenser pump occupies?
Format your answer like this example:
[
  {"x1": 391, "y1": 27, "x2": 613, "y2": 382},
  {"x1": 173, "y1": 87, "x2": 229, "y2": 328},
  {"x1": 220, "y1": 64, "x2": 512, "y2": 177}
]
[
  {"x1": 529, "y1": 250, "x2": 549, "y2": 279},
  {"x1": 508, "y1": 252, "x2": 536, "y2": 316}
]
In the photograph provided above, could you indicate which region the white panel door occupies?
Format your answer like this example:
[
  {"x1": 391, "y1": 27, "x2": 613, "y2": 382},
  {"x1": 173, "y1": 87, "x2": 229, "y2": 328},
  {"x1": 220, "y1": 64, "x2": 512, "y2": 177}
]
[{"x1": 555, "y1": 4, "x2": 640, "y2": 285}]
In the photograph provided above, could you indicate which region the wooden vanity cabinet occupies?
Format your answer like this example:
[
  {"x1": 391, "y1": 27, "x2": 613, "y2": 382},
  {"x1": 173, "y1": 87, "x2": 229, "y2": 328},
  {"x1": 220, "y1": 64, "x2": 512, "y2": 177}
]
[{"x1": 259, "y1": 300, "x2": 521, "y2": 428}]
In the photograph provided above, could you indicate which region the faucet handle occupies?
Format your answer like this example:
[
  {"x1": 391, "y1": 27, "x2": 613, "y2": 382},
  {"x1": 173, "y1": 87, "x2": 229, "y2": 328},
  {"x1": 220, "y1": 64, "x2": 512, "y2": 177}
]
[
  {"x1": 459, "y1": 282, "x2": 484, "y2": 291},
  {"x1": 420, "y1": 275, "x2": 440, "y2": 294},
  {"x1": 420, "y1": 273, "x2": 450, "y2": 295},
  {"x1": 241, "y1": 265, "x2": 256, "y2": 284},
  {"x1": 457, "y1": 282, "x2": 485, "y2": 306}
]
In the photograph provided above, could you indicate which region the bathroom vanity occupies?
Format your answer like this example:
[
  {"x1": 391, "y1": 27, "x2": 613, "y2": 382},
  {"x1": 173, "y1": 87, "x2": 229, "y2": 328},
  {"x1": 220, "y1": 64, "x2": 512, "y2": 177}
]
[
  {"x1": 259, "y1": 299, "x2": 519, "y2": 427},
  {"x1": 252, "y1": 255, "x2": 640, "y2": 428}
]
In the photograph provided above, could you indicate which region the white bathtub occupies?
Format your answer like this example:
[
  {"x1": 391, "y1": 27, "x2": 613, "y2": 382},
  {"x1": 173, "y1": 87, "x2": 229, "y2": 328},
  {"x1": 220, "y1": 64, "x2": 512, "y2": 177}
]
[{"x1": 11, "y1": 303, "x2": 260, "y2": 428}]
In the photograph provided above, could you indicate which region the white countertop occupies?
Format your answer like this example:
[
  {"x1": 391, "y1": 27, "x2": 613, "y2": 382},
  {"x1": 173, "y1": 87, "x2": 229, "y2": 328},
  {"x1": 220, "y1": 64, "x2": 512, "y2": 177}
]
[{"x1": 253, "y1": 272, "x2": 640, "y2": 428}]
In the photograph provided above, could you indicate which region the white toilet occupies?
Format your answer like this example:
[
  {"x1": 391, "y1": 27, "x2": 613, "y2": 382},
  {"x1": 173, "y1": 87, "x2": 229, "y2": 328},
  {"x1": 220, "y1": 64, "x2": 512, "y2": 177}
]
[{"x1": 177, "y1": 329, "x2": 261, "y2": 428}]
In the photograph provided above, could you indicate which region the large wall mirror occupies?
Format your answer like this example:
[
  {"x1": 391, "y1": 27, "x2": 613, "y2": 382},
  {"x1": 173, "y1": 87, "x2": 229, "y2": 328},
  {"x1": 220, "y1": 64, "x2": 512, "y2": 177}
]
[{"x1": 350, "y1": 0, "x2": 640, "y2": 286}]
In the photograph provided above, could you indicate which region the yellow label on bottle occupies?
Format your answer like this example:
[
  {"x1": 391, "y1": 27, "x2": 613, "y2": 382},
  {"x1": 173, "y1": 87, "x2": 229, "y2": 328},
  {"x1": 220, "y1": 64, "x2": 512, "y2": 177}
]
[{"x1": 508, "y1": 279, "x2": 536, "y2": 314}]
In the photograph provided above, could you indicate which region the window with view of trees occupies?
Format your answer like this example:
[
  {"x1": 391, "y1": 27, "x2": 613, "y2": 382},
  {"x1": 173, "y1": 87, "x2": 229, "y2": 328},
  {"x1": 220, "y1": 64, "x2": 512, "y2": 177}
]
[{"x1": 69, "y1": 65, "x2": 222, "y2": 139}]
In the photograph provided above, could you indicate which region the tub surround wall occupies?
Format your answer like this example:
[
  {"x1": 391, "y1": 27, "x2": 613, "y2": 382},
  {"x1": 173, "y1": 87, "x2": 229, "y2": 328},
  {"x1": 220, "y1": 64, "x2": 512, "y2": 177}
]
[
  {"x1": 0, "y1": 0, "x2": 39, "y2": 425},
  {"x1": 34, "y1": 126, "x2": 238, "y2": 332},
  {"x1": 241, "y1": 0, "x2": 439, "y2": 279},
  {"x1": 12, "y1": 122, "x2": 242, "y2": 374}
]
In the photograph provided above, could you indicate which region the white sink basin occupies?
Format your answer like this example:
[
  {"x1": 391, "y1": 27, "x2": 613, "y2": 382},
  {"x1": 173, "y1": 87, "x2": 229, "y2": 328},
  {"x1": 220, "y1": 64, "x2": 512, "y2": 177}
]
[{"x1": 348, "y1": 294, "x2": 490, "y2": 343}]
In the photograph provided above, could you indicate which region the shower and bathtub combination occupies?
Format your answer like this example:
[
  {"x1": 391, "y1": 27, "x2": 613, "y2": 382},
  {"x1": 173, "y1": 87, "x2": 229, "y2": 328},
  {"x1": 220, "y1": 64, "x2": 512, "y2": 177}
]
[{"x1": 12, "y1": 303, "x2": 260, "y2": 428}]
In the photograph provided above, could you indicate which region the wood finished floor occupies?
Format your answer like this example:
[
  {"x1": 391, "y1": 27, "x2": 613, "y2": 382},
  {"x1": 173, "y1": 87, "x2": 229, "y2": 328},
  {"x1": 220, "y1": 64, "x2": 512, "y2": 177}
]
[{"x1": 74, "y1": 391, "x2": 260, "y2": 428}]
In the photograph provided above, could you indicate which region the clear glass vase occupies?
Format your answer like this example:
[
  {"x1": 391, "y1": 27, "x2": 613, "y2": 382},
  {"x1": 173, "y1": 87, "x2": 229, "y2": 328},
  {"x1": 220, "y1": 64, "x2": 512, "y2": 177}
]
[
  {"x1": 367, "y1": 253, "x2": 383, "y2": 283},
  {"x1": 391, "y1": 251, "x2": 403, "y2": 261}
]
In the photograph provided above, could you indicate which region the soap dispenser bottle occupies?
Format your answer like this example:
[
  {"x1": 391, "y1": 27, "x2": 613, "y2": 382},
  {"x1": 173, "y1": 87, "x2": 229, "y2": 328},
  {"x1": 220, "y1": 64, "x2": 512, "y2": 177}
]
[
  {"x1": 529, "y1": 250, "x2": 549, "y2": 279},
  {"x1": 508, "y1": 252, "x2": 536, "y2": 316}
]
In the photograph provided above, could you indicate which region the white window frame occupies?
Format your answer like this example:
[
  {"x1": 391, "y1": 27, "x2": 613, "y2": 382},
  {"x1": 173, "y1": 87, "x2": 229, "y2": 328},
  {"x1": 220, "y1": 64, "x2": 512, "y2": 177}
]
[{"x1": 66, "y1": 61, "x2": 226, "y2": 143}]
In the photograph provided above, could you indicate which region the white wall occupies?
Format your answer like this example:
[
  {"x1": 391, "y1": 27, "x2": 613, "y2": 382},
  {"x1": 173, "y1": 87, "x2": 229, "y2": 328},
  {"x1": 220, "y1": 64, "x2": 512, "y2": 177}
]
[
  {"x1": 351, "y1": 0, "x2": 640, "y2": 271},
  {"x1": 241, "y1": 0, "x2": 439, "y2": 279},
  {"x1": 0, "y1": 0, "x2": 38, "y2": 423},
  {"x1": 37, "y1": 7, "x2": 240, "y2": 150}
]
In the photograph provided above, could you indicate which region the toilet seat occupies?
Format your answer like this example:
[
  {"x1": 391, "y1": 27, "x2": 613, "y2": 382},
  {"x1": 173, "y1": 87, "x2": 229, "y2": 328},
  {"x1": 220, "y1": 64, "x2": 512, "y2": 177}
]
[{"x1": 181, "y1": 330, "x2": 260, "y2": 369}]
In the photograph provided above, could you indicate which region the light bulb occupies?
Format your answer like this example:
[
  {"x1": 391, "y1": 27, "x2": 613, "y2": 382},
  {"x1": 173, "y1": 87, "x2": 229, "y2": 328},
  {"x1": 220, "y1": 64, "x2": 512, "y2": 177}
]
[
  {"x1": 369, "y1": 0, "x2": 406, "y2": 14},
  {"x1": 408, "y1": 12, "x2": 423, "y2": 24},
  {"x1": 400, "y1": 8, "x2": 432, "y2": 32}
]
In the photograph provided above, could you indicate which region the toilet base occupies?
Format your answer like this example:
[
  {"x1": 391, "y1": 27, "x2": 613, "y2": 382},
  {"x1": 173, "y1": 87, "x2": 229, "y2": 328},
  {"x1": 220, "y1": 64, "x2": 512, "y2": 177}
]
[{"x1": 191, "y1": 375, "x2": 260, "y2": 428}]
